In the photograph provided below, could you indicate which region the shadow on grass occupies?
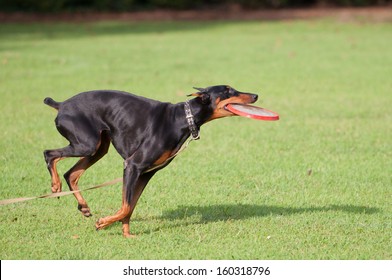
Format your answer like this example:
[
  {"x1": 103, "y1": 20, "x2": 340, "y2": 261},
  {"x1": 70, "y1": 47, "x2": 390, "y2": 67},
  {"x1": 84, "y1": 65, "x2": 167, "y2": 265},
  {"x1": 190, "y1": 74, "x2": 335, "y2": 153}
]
[
  {"x1": 137, "y1": 203, "x2": 380, "y2": 234},
  {"x1": 161, "y1": 203, "x2": 379, "y2": 223}
]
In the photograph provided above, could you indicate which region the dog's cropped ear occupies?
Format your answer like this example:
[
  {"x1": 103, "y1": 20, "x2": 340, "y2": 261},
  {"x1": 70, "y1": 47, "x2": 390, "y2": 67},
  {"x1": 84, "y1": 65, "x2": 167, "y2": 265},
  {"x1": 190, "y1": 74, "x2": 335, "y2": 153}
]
[
  {"x1": 187, "y1": 87, "x2": 210, "y2": 104},
  {"x1": 187, "y1": 87, "x2": 206, "y2": 96},
  {"x1": 193, "y1": 87, "x2": 206, "y2": 93}
]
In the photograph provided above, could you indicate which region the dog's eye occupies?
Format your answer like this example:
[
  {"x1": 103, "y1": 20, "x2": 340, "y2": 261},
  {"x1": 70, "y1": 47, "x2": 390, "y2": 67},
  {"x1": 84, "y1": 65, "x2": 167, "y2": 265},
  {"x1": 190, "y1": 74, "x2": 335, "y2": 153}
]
[
  {"x1": 229, "y1": 88, "x2": 238, "y2": 96},
  {"x1": 226, "y1": 87, "x2": 232, "y2": 94}
]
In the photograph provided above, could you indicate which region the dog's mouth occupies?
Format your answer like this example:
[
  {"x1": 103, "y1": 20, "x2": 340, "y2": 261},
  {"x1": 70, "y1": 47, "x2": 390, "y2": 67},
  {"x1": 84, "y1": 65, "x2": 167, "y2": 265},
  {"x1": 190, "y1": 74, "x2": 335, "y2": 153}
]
[
  {"x1": 208, "y1": 94, "x2": 258, "y2": 121},
  {"x1": 223, "y1": 103, "x2": 245, "y2": 110},
  {"x1": 223, "y1": 104, "x2": 235, "y2": 111},
  {"x1": 223, "y1": 93, "x2": 258, "y2": 111},
  {"x1": 223, "y1": 103, "x2": 250, "y2": 114},
  {"x1": 223, "y1": 99, "x2": 258, "y2": 112},
  {"x1": 222, "y1": 94, "x2": 258, "y2": 117}
]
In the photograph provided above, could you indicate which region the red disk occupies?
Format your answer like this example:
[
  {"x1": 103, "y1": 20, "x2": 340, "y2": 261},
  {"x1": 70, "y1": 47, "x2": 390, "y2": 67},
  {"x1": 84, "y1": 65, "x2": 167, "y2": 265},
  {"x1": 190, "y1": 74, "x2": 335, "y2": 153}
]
[{"x1": 225, "y1": 103, "x2": 279, "y2": 121}]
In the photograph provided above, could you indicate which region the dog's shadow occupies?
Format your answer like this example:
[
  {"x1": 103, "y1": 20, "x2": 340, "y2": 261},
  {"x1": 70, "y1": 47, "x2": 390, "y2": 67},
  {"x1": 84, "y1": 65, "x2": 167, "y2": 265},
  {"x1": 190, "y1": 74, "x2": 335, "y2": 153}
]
[
  {"x1": 137, "y1": 203, "x2": 380, "y2": 234},
  {"x1": 139, "y1": 203, "x2": 379, "y2": 234}
]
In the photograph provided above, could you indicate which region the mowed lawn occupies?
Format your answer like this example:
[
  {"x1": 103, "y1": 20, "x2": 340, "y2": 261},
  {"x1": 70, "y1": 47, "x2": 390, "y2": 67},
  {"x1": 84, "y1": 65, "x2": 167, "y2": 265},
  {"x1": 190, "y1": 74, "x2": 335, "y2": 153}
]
[{"x1": 0, "y1": 17, "x2": 391, "y2": 260}]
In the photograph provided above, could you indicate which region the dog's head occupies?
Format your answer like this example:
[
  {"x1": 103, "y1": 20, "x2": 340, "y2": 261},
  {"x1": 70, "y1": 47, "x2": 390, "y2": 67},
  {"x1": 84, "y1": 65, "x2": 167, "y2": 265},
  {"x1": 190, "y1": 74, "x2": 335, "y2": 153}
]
[{"x1": 189, "y1": 85, "x2": 258, "y2": 121}]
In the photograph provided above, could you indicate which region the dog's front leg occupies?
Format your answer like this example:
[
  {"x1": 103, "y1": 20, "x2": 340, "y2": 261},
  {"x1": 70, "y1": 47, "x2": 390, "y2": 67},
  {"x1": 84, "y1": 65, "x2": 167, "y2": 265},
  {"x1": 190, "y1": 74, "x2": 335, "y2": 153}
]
[
  {"x1": 95, "y1": 160, "x2": 155, "y2": 237},
  {"x1": 120, "y1": 171, "x2": 155, "y2": 237}
]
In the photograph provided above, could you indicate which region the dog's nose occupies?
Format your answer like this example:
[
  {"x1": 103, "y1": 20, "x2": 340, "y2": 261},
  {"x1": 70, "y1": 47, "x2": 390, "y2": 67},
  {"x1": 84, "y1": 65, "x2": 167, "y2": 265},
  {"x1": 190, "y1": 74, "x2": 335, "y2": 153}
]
[{"x1": 252, "y1": 94, "x2": 258, "y2": 102}]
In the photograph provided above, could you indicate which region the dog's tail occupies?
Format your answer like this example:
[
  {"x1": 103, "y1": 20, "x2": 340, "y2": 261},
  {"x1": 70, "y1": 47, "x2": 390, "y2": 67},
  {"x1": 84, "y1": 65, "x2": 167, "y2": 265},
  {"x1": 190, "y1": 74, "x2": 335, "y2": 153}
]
[{"x1": 43, "y1": 97, "x2": 61, "y2": 110}]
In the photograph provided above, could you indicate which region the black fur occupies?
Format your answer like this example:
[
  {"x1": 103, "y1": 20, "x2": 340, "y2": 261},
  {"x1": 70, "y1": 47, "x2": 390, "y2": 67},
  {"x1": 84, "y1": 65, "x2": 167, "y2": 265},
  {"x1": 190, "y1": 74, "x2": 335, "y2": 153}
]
[{"x1": 43, "y1": 85, "x2": 258, "y2": 236}]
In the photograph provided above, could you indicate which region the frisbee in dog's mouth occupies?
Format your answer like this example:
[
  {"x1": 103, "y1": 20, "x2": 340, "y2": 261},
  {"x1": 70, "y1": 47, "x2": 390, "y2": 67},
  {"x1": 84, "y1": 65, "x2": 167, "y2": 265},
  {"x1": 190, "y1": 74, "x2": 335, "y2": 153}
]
[{"x1": 224, "y1": 103, "x2": 279, "y2": 121}]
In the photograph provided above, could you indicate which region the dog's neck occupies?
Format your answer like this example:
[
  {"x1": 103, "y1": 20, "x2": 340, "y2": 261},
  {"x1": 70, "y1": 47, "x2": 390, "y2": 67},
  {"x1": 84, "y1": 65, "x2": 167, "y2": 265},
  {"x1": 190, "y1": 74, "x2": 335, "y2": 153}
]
[
  {"x1": 185, "y1": 98, "x2": 214, "y2": 127},
  {"x1": 172, "y1": 98, "x2": 214, "y2": 142}
]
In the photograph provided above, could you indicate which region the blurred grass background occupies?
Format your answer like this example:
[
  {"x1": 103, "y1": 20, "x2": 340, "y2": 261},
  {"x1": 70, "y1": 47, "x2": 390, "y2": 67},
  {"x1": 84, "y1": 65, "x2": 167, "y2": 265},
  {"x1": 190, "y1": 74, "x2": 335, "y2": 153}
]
[{"x1": 0, "y1": 17, "x2": 391, "y2": 259}]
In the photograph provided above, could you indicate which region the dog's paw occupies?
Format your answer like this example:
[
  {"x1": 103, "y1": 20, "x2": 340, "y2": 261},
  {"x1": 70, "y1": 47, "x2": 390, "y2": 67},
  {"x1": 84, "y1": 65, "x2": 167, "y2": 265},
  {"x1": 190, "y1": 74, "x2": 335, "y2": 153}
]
[
  {"x1": 51, "y1": 182, "x2": 62, "y2": 193},
  {"x1": 95, "y1": 218, "x2": 106, "y2": 231},
  {"x1": 78, "y1": 204, "x2": 92, "y2": 217}
]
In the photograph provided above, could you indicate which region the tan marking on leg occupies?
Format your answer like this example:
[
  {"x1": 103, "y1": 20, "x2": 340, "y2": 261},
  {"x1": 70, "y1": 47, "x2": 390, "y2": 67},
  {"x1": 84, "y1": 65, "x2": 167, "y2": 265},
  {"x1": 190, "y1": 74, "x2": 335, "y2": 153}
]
[
  {"x1": 67, "y1": 157, "x2": 91, "y2": 217},
  {"x1": 95, "y1": 169, "x2": 154, "y2": 237},
  {"x1": 50, "y1": 157, "x2": 64, "y2": 193},
  {"x1": 121, "y1": 219, "x2": 135, "y2": 238},
  {"x1": 96, "y1": 202, "x2": 132, "y2": 232},
  {"x1": 96, "y1": 180, "x2": 146, "y2": 237},
  {"x1": 65, "y1": 132, "x2": 111, "y2": 217}
]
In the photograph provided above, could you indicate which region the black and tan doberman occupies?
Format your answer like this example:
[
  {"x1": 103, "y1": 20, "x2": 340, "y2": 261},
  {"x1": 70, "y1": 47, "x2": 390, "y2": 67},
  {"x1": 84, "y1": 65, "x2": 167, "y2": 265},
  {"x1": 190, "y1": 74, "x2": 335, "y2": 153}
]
[{"x1": 43, "y1": 85, "x2": 258, "y2": 237}]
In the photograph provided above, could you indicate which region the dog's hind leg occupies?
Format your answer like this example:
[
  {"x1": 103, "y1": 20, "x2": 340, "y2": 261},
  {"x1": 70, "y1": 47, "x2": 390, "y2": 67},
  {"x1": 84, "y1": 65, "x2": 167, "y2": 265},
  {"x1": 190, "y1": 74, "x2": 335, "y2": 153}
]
[
  {"x1": 63, "y1": 131, "x2": 111, "y2": 217},
  {"x1": 44, "y1": 115, "x2": 107, "y2": 213},
  {"x1": 43, "y1": 150, "x2": 65, "y2": 193},
  {"x1": 44, "y1": 142, "x2": 98, "y2": 195}
]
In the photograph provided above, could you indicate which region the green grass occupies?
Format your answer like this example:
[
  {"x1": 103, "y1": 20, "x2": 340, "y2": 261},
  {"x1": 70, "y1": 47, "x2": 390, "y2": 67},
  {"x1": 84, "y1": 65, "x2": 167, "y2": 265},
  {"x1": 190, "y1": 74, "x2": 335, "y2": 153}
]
[{"x1": 0, "y1": 18, "x2": 391, "y2": 260}]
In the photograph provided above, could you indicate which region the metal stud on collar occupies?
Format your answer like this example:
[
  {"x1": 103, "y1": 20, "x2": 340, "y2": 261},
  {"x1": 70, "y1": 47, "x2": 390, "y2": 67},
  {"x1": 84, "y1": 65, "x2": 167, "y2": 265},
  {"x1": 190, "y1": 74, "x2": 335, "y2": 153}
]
[{"x1": 184, "y1": 101, "x2": 200, "y2": 140}]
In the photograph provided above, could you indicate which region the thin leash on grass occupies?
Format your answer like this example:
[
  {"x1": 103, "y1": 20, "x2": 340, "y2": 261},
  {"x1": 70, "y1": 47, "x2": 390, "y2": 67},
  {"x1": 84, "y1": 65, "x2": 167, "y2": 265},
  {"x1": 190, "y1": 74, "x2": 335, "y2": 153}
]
[
  {"x1": 0, "y1": 137, "x2": 196, "y2": 206},
  {"x1": 0, "y1": 177, "x2": 123, "y2": 206}
]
